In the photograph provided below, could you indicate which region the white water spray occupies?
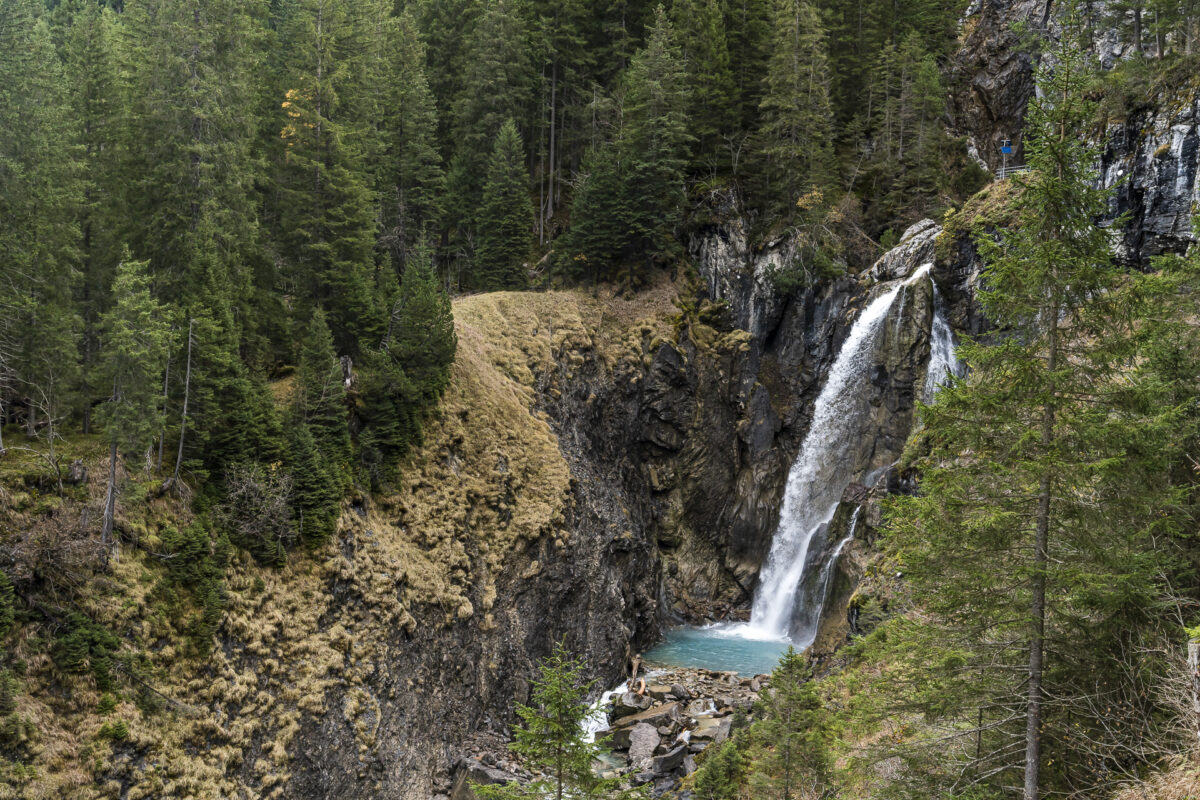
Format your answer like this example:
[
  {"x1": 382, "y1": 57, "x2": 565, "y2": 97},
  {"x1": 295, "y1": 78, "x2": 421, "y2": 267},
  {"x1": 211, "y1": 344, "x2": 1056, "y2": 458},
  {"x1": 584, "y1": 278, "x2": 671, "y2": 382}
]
[{"x1": 728, "y1": 265, "x2": 943, "y2": 646}]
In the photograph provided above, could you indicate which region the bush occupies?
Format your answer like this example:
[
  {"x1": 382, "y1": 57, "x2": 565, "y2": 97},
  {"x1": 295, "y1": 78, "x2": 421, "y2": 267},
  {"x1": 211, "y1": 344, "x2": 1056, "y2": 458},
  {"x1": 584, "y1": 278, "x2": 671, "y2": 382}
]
[{"x1": 213, "y1": 463, "x2": 295, "y2": 566}]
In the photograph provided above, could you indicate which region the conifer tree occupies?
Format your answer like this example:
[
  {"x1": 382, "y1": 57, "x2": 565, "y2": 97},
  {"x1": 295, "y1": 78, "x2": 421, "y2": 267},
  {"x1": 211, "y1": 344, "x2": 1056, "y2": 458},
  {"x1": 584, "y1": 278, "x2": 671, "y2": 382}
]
[
  {"x1": 287, "y1": 422, "x2": 340, "y2": 548},
  {"x1": 619, "y1": 5, "x2": 692, "y2": 270},
  {"x1": 378, "y1": 10, "x2": 444, "y2": 271},
  {"x1": 62, "y1": 1, "x2": 123, "y2": 433},
  {"x1": 671, "y1": 0, "x2": 737, "y2": 171},
  {"x1": 296, "y1": 310, "x2": 350, "y2": 470},
  {"x1": 475, "y1": 640, "x2": 638, "y2": 800},
  {"x1": 748, "y1": 648, "x2": 827, "y2": 800},
  {"x1": 97, "y1": 255, "x2": 169, "y2": 553},
  {"x1": 475, "y1": 120, "x2": 534, "y2": 291},
  {"x1": 383, "y1": 237, "x2": 457, "y2": 406},
  {"x1": 755, "y1": 0, "x2": 835, "y2": 217},
  {"x1": 884, "y1": 9, "x2": 1199, "y2": 797},
  {"x1": 276, "y1": 0, "x2": 382, "y2": 354},
  {"x1": 0, "y1": 2, "x2": 84, "y2": 447}
]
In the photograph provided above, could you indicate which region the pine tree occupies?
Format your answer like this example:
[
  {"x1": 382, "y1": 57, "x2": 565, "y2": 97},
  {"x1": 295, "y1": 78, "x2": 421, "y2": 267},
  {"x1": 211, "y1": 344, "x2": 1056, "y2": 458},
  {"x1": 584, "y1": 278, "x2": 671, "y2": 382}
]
[
  {"x1": 748, "y1": 648, "x2": 827, "y2": 800},
  {"x1": 475, "y1": 120, "x2": 534, "y2": 291},
  {"x1": 296, "y1": 309, "x2": 350, "y2": 470},
  {"x1": 619, "y1": 5, "x2": 692, "y2": 271},
  {"x1": 474, "y1": 640, "x2": 638, "y2": 800},
  {"x1": 275, "y1": 0, "x2": 383, "y2": 355},
  {"x1": 0, "y1": 1, "x2": 83, "y2": 449},
  {"x1": 556, "y1": 144, "x2": 630, "y2": 282},
  {"x1": 883, "y1": 9, "x2": 1199, "y2": 797},
  {"x1": 62, "y1": 1, "x2": 123, "y2": 434},
  {"x1": 754, "y1": 0, "x2": 835, "y2": 217},
  {"x1": 383, "y1": 237, "x2": 457, "y2": 406},
  {"x1": 287, "y1": 422, "x2": 340, "y2": 548},
  {"x1": 671, "y1": 0, "x2": 737, "y2": 171},
  {"x1": 692, "y1": 739, "x2": 745, "y2": 800},
  {"x1": 97, "y1": 255, "x2": 169, "y2": 553},
  {"x1": 378, "y1": 10, "x2": 444, "y2": 271}
]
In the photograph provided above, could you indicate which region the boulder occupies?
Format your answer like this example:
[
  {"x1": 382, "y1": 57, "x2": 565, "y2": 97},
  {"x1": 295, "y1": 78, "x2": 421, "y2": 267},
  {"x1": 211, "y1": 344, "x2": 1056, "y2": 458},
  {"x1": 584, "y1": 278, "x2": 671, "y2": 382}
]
[
  {"x1": 646, "y1": 684, "x2": 674, "y2": 701},
  {"x1": 627, "y1": 723, "x2": 661, "y2": 770},
  {"x1": 611, "y1": 691, "x2": 652, "y2": 721},
  {"x1": 670, "y1": 683, "x2": 691, "y2": 701},
  {"x1": 691, "y1": 716, "x2": 732, "y2": 744},
  {"x1": 651, "y1": 744, "x2": 688, "y2": 775},
  {"x1": 612, "y1": 702, "x2": 681, "y2": 730}
]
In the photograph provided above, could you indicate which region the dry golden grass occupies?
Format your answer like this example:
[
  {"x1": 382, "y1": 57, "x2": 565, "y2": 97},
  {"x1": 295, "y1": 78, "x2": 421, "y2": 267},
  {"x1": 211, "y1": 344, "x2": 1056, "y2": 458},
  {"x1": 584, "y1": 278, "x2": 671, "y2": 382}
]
[{"x1": 3, "y1": 281, "x2": 681, "y2": 799}]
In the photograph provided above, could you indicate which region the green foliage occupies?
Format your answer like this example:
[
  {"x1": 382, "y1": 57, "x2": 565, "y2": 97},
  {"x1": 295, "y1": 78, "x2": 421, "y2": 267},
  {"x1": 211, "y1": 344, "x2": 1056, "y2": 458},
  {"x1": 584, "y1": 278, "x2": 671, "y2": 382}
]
[
  {"x1": 97, "y1": 255, "x2": 169, "y2": 458},
  {"x1": 747, "y1": 647, "x2": 827, "y2": 799},
  {"x1": 0, "y1": 572, "x2": 14, "y2": 639},
  {"x1": 296, "y1": 310, "x2": 351, "y2": 472},
  {"x1": 52, "y1": 613, "x2": 121, "y2": 692},
  {"x1": 877, "y1": 10, "x2": 1200, "y2": 796},
  {"x1": 475, "y1": 640, "x2": 641, "y2": 800},
  {"x1": 753, "y1": 0, "x2": 834, "y2": 219},
  {"x1": 288, "y1": 423, "x2": 340, "y2": 549},
  {"x1": 475, "y1": 119, "x2": 534, "y2": 291},
  {"x1": 692, "y1": 738, "x2": 745, "y2": 800},
  {"x1": 96, "y1": 720, "x2": 129, "y2": 742}
]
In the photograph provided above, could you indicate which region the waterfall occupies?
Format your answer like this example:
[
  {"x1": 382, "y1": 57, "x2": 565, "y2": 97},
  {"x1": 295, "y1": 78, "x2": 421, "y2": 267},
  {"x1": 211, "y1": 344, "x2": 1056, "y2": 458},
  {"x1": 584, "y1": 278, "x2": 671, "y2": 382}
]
[
  {"x1": 733, "y1": 264, "x2": 940, "y2": 645},
  {"x1": 923, "y1": 284, "x2": 962, "y2": 402}
]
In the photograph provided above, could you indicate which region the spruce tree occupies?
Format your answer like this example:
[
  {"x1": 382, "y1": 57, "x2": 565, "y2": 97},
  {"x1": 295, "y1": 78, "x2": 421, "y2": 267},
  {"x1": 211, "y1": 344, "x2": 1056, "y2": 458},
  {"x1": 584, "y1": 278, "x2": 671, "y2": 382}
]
[
  {"x1": 883, "y1": 9, "x2": 1199, "y2": 797},
  {"x1": 378, "y1": 9, "x2": 445, "y2": 271},
  {"x1": 62, "y1": 1, "x2": 123, "y2": 433},
  {"x1": 287, "y1": 422, "x2": 340, "y2": 549},
  {"x1": 475, "y1": 640, "x2": 638, "y2": 800},
  {"x1": 475, "y1": 120, "x2": 533, "y2": 291},
  {"x1": 275, "y1": 0, "x2": 383, "y2": 354},
  {"x1": 296, "y1": 310, "x2": 350, "y2": 471},
  {"x1": 755, "y1": 0, "x2": 835, "y2": 217},
  {"x1": 671, "y1": 0, "x2": 737, "y2": 171},
  {"x1": 748, "y1": 648, "x2": 827, "y2": 800},
  {"x1": 0, "y1": 2, "x2": 83, "y2": 448},
  {"x1": 383, "y1": 237, "x2": 457, "y2": 406},
  {"x1": 97, "y1": 255, "x2": 169, "y2": 553},
  {"x1": 619, "y1": 5, "x2": 692, "y2": 271}
]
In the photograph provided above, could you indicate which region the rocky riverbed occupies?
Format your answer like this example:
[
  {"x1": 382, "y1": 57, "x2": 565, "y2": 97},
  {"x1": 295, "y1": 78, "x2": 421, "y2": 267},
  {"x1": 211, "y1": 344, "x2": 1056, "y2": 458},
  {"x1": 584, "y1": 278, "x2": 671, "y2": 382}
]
[{"x1": 447, "y1": 666, "x2": 769, "y2": 799}]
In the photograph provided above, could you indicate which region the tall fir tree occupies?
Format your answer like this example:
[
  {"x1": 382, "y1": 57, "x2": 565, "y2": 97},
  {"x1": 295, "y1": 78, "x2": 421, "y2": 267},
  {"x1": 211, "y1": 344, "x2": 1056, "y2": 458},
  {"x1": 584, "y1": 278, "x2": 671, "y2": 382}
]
[
  {"x1": 670, "y1": 0, "x2": 737, "y2": 172},
  {"x1": 296, "y1": 309, "x2": 350, "y2": 473},
  {"x1": 618, "y1": 5, "x2": 692, "y2": 271},
  {"x1": 475, "y1": 120, "x2": 534, "y2": 291},
  {"x1": 754, "y1": 0, "x2": 835, "y2": 218},
  {"x1": 62, "y1": 1, "x2": 124, "y2": 434},
  {"x1": 883, "y1": 9, "x2": 1199, "y2": 797},
  {"x1": 378, "y1": 10, "x2": 444, "y2": 271},
  {"x1": 0, "y1": 2, "x2": 83, "y2": 449},
  {"x1": 97, "y1": 255, "x2": 169, "y2": 552},
  {"x1": 276, "y1": 0, "x2": 383, "y2": 355},
  {"x1": 749, "y1": 648, "x2": 827, "y2": 800}
]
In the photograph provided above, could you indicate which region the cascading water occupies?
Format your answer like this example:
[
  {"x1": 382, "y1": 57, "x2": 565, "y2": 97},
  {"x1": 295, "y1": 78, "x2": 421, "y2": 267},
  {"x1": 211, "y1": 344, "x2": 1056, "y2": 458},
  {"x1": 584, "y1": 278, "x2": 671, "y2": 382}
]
[
  {"x1": 741, "y1": 266, "x2": 935, "y2": 643},
  {"x1": 645, "y1": 264, "x2": 961, "y2": 671},
  {"x1": 923, "y1": 284, "x2": 962, "y2": 402}
]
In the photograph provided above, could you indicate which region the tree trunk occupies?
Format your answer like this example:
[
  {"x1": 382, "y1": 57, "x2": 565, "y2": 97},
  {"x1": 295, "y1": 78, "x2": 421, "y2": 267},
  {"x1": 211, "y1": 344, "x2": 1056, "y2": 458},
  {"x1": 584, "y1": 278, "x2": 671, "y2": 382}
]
[
  {"x1": 1025, "y1": 314, "x2": 1058, "y2": 800},
  {"x1": 158, "y1": 342, "x2": 171, "y2": 472},
  {"x1": 1189, "y1": 638, "x2": 1200, "y2": 745},
  {"x1": 167, "y1": 319, "x2": 193, "y2": 492},
  {"x1": 102, "y1": 438, "x2": 118, "y2": 560}
]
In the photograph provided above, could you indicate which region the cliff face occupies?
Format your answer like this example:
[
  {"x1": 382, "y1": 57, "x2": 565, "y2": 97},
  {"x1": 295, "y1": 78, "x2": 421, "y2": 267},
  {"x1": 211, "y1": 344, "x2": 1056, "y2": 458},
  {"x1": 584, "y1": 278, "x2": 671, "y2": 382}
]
[{"x1": 1101, "y1": 84, "x2": 1200, "y2": 264}]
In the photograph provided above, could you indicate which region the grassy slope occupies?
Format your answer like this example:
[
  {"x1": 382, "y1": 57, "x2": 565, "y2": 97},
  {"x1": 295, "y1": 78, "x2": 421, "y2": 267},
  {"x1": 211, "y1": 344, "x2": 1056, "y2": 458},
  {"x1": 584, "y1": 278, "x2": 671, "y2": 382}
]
[{"x1": 1, "y1": 283, "x2": 677, "y2": 799}]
